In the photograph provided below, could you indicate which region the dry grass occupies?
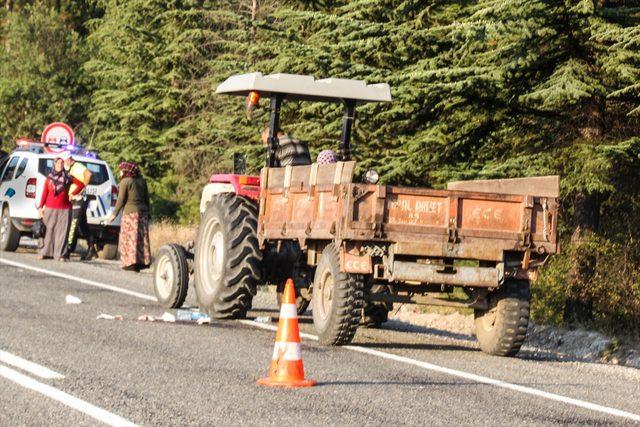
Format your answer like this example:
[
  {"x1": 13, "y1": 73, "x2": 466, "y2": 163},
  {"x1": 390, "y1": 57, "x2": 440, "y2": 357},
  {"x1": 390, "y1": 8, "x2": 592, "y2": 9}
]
[{"x1": 149, "y1": 220, "x2": 196, "y2": 256}]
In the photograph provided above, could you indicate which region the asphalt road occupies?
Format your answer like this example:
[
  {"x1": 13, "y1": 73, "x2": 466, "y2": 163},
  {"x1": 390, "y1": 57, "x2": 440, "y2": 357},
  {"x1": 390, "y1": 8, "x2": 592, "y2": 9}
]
[{"x1": 1, "y1": 248, "x2": 639, "y2": 426}]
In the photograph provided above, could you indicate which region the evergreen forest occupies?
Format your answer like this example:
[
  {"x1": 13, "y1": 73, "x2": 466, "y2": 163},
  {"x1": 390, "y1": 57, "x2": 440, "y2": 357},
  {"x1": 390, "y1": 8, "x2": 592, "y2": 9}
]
[{"x1": 1, "y1": 0, "x2": 639, "y2": 334}]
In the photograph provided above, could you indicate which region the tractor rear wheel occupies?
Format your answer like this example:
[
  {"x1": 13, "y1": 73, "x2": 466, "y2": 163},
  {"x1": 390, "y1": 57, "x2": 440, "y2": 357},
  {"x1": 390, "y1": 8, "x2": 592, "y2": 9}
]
[
  {"x1": 474, "y1": 279, "x2": 530, "y2": 356},
  {"x1": 312, "y1": 244, "x2": 364, "y2": 345},
  {"x1": 194, "y1": 194, "x2": 262, "y2": 319}
]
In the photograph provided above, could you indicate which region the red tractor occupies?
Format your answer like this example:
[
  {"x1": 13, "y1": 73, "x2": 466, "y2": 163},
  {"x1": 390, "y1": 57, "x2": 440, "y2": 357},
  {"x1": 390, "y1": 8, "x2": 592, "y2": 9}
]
[{"x1": 154, "y1": 73, "x2": 559, "y2": 356}]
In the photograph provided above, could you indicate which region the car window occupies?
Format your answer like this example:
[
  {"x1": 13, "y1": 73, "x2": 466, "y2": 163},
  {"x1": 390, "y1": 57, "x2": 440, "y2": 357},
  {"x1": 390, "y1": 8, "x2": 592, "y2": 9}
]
[
  {"x1": 84, "y1": 162, "x2": 109, "y2": 185},
  {"x1": 38, "y1": 159, "x2": 109, "y2": 186},
  {"x1": 0, "y1": 156, "x2": 9, "y2": 178},
  {"x1": 14, "y1": 158, "x2": 29, "y2": 179},
  {"x1": 1, "y1": 156, "x2": 19, "y2": 182}
]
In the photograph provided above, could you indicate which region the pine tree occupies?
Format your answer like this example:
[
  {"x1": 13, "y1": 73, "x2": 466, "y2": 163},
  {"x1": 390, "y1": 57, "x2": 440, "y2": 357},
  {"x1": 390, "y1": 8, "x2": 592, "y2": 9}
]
[{"x1": 0, "y1": 5, "x2": 88, "y2": 148}]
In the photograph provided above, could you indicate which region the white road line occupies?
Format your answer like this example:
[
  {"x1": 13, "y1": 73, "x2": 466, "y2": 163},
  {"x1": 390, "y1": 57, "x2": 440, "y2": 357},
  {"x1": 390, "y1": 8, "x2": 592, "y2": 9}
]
[
  {"x1": 0, "y1": 258, "x2": 157, "y2": 302},
  {"x1": 0, "y1": 365, "x2": 138, "y2": 427},
  {"x1": 241, "y1": 319, "x2": 640, "y2": 422},
  {"x1": 0, "y1": 350, "x2": 65, "y2": 380},
  {"x1": 4, "y1": 257, "x2": 640, "y2": 423}
]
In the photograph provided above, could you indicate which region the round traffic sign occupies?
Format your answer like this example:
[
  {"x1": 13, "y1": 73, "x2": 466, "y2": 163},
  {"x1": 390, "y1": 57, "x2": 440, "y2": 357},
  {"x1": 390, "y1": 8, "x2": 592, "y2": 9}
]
[{"x1": 41, "y1": 122, "x2": 75, "y2": 146}]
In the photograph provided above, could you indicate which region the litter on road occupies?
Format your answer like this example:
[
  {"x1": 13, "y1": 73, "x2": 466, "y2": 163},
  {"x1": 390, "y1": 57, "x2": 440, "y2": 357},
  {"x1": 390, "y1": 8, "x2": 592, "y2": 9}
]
[
  {"x1": 176, "y1": 309, "x2": 209, "y2": 322},
  {"x1": 137, "y1": 314, "x2": 156, "y2": 322},
  {"x1": 254, "y1": 316, "x2": 272, "y2": 323},
  {"x1": 96, "y1": 313, "x2": 123, "y2": 321},
  {"x1": 65, "y1": 295, "x2": 82, "y2": 304},
  {"x1": 160, "y1": 312, "x2": 176, "y2": 323}
]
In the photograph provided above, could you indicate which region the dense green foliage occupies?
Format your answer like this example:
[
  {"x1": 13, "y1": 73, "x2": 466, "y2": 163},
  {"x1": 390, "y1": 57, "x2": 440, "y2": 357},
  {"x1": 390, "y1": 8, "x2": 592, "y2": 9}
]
[{"x1": 1, "y1": 0, "x2": 639, "y2": 333}]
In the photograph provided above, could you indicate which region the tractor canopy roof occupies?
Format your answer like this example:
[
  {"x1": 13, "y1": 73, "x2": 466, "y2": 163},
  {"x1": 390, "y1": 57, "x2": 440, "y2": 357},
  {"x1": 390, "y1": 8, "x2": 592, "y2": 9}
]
[{"x1": 216, "y1": 72, "x2": 392, "y2": 103}]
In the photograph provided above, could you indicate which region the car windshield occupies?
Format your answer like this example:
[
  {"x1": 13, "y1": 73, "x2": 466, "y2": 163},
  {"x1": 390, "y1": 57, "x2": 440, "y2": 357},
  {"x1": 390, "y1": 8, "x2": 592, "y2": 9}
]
[{"x1": 38, "y1": 159, "x2": 110, "y2": 185}]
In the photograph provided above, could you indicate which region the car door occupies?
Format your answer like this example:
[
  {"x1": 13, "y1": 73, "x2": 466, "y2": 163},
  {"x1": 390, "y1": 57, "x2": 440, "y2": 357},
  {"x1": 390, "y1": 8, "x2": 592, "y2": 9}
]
[
  {"x1": 10, "y1": 157, "x2": 34, "y2": 218},
  {"x1": 0, "y1": 156, "x2": 20, "y2": 211}
]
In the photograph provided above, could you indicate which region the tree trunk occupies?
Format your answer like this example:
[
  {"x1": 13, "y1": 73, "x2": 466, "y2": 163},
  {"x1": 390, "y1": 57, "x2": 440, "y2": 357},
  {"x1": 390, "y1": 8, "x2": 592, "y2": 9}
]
[
  {"x1": 563, "y1": 191, "x2": 600, "y2": 324},
  {"x1": 564, "y1": 98, "x2": 604, "y2": 325},
  {"x1": 250, "y1": 0, "x2": 258, "y2": 43}
]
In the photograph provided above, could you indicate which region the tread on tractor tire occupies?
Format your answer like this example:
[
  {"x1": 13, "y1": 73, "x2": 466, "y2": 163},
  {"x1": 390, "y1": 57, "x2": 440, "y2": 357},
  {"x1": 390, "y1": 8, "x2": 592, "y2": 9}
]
[
  {"x1": 98, "y1": 243, "x2": 118, "y2": 260},
  {"x1": 153, "y1": 244, "x2": 189, "y2": 308},
  {"x1": 312, "y1": 244, "x2": 364, "y2": 346},
  {"x1": 474, "y1": 279, "x2": 530, "y2": 357},
  {"x1": 0, "y1": 207, "x2": 20, "y2": 252},
  {"x1": 194, "y1": 194, "x2": 262, "y2": 319}
]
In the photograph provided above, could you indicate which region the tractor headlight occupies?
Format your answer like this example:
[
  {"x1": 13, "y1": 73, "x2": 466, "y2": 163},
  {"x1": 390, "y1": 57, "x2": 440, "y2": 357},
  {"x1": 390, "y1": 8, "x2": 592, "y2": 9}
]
[{"x1": 365, "y1": 170, "x2": 379, "y2": 184}]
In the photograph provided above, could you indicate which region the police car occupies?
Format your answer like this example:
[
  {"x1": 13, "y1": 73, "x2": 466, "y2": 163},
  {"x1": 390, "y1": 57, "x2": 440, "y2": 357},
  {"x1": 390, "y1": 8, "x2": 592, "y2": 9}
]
[{"x1": 0, "y1": 140, "x2": 121, "y2": 259}]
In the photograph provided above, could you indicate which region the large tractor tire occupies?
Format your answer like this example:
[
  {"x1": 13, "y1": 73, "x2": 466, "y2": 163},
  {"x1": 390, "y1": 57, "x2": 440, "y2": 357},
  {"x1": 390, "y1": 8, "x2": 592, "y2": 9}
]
[
  {"x1": 0, "y1": 207, "x2": 20, "y2": 252},
  {"x1": 153, "y1": 244, "x2": 189, "y2": 308},
  {"x1": 474, "y1": 279, "x2": 530, "y2": 357},
  {"x1": 312, "y1": 244, "x2": 364, "y2": 346},
  {"x1": 194, "y1": 194, "x2": 262, "y2": 319}
]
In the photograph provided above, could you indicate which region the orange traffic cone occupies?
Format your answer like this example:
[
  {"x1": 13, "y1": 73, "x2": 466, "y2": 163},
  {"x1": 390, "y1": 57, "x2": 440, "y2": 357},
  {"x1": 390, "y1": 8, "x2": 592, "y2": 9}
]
[{"x1": 257, "y1": 279, "x2": 316, "y2": 388}]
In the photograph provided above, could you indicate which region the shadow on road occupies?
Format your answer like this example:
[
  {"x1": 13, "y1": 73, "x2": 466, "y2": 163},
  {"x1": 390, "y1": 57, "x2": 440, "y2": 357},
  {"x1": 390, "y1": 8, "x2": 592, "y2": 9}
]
[
  {"x1": 315, "y1": 380, "x2": 480, "y2": 387},
  {"x1": 351, "y1": 341, "x2": 478, "y2": 352}
]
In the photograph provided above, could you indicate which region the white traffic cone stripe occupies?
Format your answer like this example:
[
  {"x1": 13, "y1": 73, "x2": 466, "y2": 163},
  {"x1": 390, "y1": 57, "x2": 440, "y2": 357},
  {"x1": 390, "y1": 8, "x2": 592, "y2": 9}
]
[
  {"x1": 272, "y1": 341, "x2": 302, "y2": 361},
  {"x1": 279, "y1": 303, "x2": 298, "y2": 319}
]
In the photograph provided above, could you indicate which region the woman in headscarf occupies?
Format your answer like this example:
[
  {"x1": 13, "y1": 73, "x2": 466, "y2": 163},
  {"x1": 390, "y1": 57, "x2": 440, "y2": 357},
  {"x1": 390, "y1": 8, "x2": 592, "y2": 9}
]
[
  {"x1": 37, "y1": 157, "x2": 72, "y2": 261},
  {"x1": 108, "y1": 162, "x2": 151, "y2": 272},
  {"x1": 317, "y1": 149, "x2": 338, "y2": 164}
]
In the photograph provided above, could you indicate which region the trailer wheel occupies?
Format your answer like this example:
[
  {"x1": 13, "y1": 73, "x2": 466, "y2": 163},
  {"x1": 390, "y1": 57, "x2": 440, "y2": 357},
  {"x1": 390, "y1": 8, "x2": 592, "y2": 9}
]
[
  {"x1": 194, "y1": 194, "x2": 262, "y2": 319},
  {"x1": 0, "y1": 207, "x2": 20, "y2": 252},
  {"x1": 474, "y1": 279, "x2": 530, "y2": 357},
  {"x1": 153, "y1": 244, "x2": 189, "y2": 308},
  {"x1": 312, "y1": 244, "x2": 364, "y2": 345}
]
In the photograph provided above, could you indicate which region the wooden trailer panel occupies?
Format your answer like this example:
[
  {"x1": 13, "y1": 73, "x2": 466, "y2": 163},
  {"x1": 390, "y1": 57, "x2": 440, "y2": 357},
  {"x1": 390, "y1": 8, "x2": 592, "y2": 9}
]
[{"x1": 258, "y1": 163, "x2": 559, "y2": 261}]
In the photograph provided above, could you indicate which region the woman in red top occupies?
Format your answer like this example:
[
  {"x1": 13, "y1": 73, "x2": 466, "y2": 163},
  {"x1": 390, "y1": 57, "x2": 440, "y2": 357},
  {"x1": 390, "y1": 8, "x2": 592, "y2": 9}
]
[{"x1": 37, "y1": 157, "x2": 73, "y2": 261}]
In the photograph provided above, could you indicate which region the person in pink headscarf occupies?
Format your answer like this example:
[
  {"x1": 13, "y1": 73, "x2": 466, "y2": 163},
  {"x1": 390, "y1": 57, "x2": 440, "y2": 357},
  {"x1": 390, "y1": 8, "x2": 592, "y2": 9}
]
[{"x1": 317, "y1": 149, "x2": 338, "y2": 164}]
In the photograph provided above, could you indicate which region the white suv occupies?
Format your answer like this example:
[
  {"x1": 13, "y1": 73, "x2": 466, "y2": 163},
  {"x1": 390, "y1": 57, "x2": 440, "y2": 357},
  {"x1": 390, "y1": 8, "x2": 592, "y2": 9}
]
[{"x1": 0, "y1": 143, "x2": 121, "y2": 259}]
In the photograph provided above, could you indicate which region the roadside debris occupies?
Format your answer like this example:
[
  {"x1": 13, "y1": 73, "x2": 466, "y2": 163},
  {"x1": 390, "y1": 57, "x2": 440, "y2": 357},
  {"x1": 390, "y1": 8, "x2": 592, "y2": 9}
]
[
  {"x1": 254, "y1": 316, "x2": 272, "y2": 323},
  {"x1": 160, "y1": 312, "x2": 176, "y2": 323},
  {"x1": 65, "y1": 295, "x2": 82, "y2": 304},
  {"x1": 196, "y1": 317, "x2": 211, "y2": 325},
  {"x1": 96, "y1": 313, "x2": 123, "y2": 320},
  {"x1": 176, "y1": 309, "x2": 209, "y2": 322},
  {"x1": 137, "y1": 314, "x2": 155, "y2": 322}
]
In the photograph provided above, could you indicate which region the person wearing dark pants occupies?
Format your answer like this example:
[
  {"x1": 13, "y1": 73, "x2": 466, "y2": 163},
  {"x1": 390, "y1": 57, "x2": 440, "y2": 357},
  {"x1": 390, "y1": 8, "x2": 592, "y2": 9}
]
[
  {"x1": 69, "y1": 198, "x2": 94, "y2": 259},
  {"x1": 62, "y1": 153, "x2": 94, "y2": 260}
]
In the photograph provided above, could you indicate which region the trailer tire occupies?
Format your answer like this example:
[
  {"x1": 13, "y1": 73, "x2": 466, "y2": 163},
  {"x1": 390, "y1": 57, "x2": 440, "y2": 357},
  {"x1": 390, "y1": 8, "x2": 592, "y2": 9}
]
[
  {"x1": 194, "y1": 194, "x2": 262, "y2": 319},
  {"x1": 312, "y1": 244, "x2": 364, "y2": 346},
  {"x1": 153, "y1": 244, "x2": 189, "y2": 308},
  {"x1": 474, "y1": 279, "x2": 530, "y2": 357},
  {"x1": 0, "y1": 207, "x2": 20, "y2": 252}
]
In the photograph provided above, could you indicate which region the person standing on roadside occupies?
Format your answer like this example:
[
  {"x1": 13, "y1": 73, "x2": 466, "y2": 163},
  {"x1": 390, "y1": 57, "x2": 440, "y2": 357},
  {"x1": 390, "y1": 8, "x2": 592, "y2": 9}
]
[
  {"x1": 37, "y1": 157, "x2": 72, "y2": 261},
  {"x1": 108, "y1": 162, "x2": 151, "y2": 272},
  {"x1": 62, "y1": 153, "x2": 95, "y2": 260}
]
